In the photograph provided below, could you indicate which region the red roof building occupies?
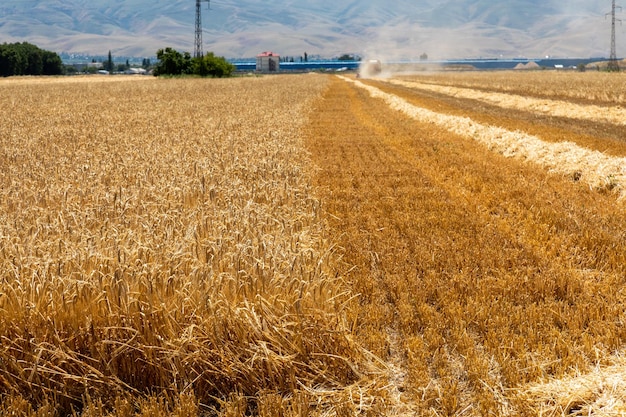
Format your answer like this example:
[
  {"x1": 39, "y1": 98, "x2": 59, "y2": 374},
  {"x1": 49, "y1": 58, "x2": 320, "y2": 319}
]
[{"x1": 256, "y1": 51, "x2": 280, "y2": 72}]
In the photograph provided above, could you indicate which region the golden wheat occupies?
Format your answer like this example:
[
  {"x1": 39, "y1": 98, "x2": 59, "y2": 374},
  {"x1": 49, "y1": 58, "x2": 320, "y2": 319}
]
[
  {"x1": 5, "y1": 70, "x2": 626, "y2": 416},
  {"x1": 0, "y1": 75, "x2": 384, "y2": 416}
]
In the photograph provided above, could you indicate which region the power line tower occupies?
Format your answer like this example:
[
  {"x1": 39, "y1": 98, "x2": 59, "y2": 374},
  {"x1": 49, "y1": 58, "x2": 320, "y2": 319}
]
[
  {"x1": 606, "y1": 0, "x2": 622, "y2": 71},
  {"x1": 195, "y1": 0, "x2": 210, "y2": 59}
]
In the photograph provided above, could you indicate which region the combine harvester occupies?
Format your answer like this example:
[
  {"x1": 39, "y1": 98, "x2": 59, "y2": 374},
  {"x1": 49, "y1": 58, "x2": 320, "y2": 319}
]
[{"x1": 357, "y1": 59, "x2": 382, "y2": 78}]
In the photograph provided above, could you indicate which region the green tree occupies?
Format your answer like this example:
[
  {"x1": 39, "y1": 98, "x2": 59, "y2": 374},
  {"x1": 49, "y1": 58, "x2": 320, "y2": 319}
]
[
  {"x1": 65, "y1": 65, "x2": 78, "y2": 75},
  {"x1": 0, "y1": 42, "x2": 63, "y2": 76},
  {"x1": 104, "y1": 50, "x2": 114, "y2": 72},
  {"x1": 24, "y1": 43, "x2": 43, "y2": 74},
  {"x1": 42, "y1": 50, "x2": 63, "y2": 75},
  {"x1": 154, "y1": 47, "x2": 192, "y2": 76},
  {"x1": 192, "y1": 52, "x2": 235, "y2": 77},
  {"x1": 0, "y1": 45, "x2": 22, "y2": 76},
  {"x1": 154, "y1": 48, "x2": 233, "y2": 77}
]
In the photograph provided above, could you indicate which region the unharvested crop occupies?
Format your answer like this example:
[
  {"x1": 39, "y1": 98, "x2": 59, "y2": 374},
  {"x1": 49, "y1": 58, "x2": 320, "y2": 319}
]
[{"x1": 0, "y1": 75, "x2": 384, "y2": 416}]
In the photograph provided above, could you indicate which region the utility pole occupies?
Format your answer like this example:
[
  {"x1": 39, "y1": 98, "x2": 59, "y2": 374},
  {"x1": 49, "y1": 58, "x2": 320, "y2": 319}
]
[
  {"x1": 195, "y1": 0, "x2": 210, "y2": 59},
  {"x1": 607, "y1": 0, "x2": 622, "y2": 71}
]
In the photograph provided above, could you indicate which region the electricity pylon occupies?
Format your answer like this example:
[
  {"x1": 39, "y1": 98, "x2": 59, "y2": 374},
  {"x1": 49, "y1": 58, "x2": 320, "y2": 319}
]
[
  {"x1": 607, "y1": 0, "x2": 622, "y2": 71},
  {"x1": 195, "y1": 0, "x2": 210, "y2": 58}
]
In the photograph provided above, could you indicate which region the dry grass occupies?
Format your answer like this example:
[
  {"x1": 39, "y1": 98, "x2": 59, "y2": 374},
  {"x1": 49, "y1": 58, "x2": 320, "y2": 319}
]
[
  {"x1": 522, "y1": 356, "x2": 626, "y2": 416},
  {"x1": 387, "y1": 79, "x2": 626, "y2": 126},
  {"x1": 305, "y1": 75, "x2": 626, "y2": 416},
  {"x1": 0, "y1": 75, "x2": 385, "y2": 416},
  {"x1": 341, "y1": 76, "x2": 626, "y2": 198},
  {"x1": 395, "y1": 70, "x2": 626, "y2": 104}
]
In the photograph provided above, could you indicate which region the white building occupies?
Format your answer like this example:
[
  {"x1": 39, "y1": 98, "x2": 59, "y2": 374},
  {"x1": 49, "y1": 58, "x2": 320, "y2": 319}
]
[{"x1": 256, "y1": 51, "x2": 280, "y2": 72}]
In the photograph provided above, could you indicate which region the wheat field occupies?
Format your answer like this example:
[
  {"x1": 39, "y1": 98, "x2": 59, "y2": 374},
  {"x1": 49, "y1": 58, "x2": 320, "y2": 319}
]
[
  {"x1": 1, "y1": 71, "x2": 626, "y2": 416},
  {"x1": 0, "y1": 75, "x2": 386, "y2": 416},
  {"x1": 393, "y1": 70, "x2": 626, "y2": 104}
]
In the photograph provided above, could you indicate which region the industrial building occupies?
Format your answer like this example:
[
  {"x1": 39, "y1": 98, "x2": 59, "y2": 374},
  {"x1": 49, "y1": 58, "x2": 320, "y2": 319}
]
[{"x1": 256, "y1": 51, "x2": 280, "y2": 72}]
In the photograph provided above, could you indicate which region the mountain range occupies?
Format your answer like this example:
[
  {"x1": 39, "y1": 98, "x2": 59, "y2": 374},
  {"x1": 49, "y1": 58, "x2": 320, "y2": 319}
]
[{"x1": 0, "y1": 0, "x2": 621, "y2": 59}]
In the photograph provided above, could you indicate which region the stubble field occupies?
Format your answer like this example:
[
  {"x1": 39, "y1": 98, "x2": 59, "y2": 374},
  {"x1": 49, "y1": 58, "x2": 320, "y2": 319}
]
[{"x1": 1, "y1": 71, "x2": 626, "y2": 416}]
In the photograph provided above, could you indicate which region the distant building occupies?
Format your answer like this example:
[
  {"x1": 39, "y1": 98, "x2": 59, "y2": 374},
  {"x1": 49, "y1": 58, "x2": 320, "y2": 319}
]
[{"x1": 256, "y1": 51, "x2": 280, "y2": 72}]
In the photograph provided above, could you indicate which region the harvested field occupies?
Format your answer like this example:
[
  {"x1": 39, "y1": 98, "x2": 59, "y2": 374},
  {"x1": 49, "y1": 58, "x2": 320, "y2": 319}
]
[
  {"x1": 343, "y1": 76, "x2": 626, "y2": 197},
  {"x1": 305, "y1": 74, "x2": 626, "y2": 415},
  {"x1": 387, "y1": 79, "x2": 626, "y2": 126},
  {"x1": 1, "y1": 71, "x2": 626, "y2": 416},
  {"x1": 395, "y1": 71, "x2": 626, "y2": 105}
]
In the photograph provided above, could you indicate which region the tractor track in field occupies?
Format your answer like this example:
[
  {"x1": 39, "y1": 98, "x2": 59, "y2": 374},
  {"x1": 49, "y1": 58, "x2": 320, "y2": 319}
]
[{"x1": 304, "y1": 74, "x2": 626, "y2": 415}]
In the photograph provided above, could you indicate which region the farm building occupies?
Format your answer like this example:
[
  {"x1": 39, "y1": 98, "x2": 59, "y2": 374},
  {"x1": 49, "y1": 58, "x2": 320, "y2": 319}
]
[{"x1": 256, "y1": 51, "x2": 280, "y2": 72}]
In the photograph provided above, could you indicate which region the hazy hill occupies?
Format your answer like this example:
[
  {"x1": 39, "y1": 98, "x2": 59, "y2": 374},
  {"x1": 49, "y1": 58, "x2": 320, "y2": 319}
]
[{"x1": 0, "y1": 0, "x2": 619, "y2": 59}]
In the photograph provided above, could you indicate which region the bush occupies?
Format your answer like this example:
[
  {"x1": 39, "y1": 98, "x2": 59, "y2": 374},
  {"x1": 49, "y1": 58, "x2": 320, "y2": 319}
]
[{"x1": 193, "y1": 52, "x2": 235, "y2": 77}]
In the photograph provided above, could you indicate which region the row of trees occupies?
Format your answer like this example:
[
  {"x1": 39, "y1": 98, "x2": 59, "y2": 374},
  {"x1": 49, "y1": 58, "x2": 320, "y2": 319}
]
[
  {"x1": 0, "y1": 43, "x2": 233, "y2": 78},
  {"x1": 154, "y1": 47, "x2": 235, "y2": 77},
  {"x1": 0, "y1": 42, "x2": 64, "y2": 77}
]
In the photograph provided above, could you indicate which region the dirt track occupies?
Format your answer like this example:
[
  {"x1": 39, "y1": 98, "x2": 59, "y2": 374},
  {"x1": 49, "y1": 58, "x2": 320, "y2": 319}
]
[{"x1": 304, "y1": 75, "x2": 626, "y2": 415}]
